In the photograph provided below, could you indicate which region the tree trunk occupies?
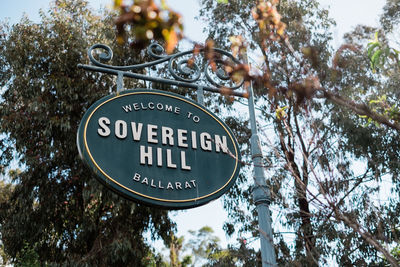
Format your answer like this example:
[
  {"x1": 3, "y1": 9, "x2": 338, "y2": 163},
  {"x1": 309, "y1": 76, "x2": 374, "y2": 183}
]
[{"x1": 278, "y1": 122, "x2": 318, "y2": 265}]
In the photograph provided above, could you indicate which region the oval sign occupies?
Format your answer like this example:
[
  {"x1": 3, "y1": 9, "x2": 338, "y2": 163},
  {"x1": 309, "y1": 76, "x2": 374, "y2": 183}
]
[{"x1": 77, "y1": 89, "x2": 241, "y2": 209}]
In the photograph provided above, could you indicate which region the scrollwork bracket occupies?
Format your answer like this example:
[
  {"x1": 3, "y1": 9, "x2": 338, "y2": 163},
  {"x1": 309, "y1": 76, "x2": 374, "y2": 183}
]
[{"x1": 77, "y1": 43, "x2": 247, "y2": 98}]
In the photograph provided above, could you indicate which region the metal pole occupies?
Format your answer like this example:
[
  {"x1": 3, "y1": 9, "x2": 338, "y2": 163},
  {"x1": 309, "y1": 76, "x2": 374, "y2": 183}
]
[
  {"x1": 117, "y1": 71, "x2": 124, "y2": 93},
  {"x1": 197, "y1": 85, "x2": 204, "y2": 105},
  {"x1": 245, "y1": 63, "x2": 277, "y2": 267}
]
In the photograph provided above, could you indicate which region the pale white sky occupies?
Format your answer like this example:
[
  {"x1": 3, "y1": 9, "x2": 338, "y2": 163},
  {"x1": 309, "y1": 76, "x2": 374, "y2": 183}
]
[
  {"x1": 0, "y1": 0, "x2": 387, "y2": 257},
  {"x1": 0, "y1": 0, "x2": 386, "y2": 43},
  {"x1": 319, "y1": 0, "x2": 386, "y2": 47}
]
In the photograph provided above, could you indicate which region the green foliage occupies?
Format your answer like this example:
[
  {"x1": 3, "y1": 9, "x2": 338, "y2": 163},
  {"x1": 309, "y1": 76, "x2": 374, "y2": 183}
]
[
  {"x1": 391, "y1": 245, "x2": 400, "y2": 262},
  {"x1": 0, "y1": 0, "x2": 174, "y2": 265},
  {"x1": 367, "y1": 31, "x2": 400, "y2": 72},
  {"x1": 363, "y1": 31, "x2": 400, "y2": 128},
  {"x1": 158, "y1": 226, "x2": 260, "y2": 267},
  {"x1": 199, "y1": 0, "x2": 400, "y2": 265},
  {"x1": 380, "y1": 0, "x2": 400, "y2": 32},
  {"x1": 167, "y1": 234, "x2": 189, "y2": 267},
  {"x1": 186, "y1": 226, "x2": 220, "y2": 266},
  {"x1": 203, "y1": 237, "x2": 260, "y2": 267},
  {"x1": 0, "y1": 180, "x2": 13, "y2": 265},
  {"x1": 15, "y1": 242, "x2": 40, "y2": 267},
  {"x1": 141, "y1": 249, "x2": 169, "y2": 267}
]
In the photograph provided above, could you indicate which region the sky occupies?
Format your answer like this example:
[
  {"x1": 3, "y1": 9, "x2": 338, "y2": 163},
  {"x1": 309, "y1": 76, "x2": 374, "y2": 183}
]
[
  {"x1": 0, "y1": 0, "x2": 387, "y2": 258},
  {"x1": 0, "y1": 0, "x2": 386, "y2": 43}
]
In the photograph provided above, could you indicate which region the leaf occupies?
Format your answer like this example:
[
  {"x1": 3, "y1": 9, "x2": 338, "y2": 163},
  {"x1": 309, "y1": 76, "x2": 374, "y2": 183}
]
[
  {"x1": 162, "y1": 29, "x2": 178, "y2": 54},
  {"x1": 217, "y1": 0, "x2": 229, "y2": 3},
  {"x1": 160, "y1": 0, "x2": 169, "y2": 9},
  {"x1": 114, "y1": 0, "x2": 123, "y2": 8},
  {"x1": 367, "y1": 43, "x2": 379, "y2": 58},
  {"x1": 275, "y1": 106, "x2": 288, "y2": 120},
  {"x1": 371, "y1": 49, "x2": 383, "y2": 69}
]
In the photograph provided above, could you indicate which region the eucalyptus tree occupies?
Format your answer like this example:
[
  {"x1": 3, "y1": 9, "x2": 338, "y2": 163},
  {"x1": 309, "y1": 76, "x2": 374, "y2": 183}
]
[
  {"x1": 0, "y1": 0, "x2": 174, "y2": 265},
  {"x1": 196, "y1": 0, "x2": 400, "y2": 266}
]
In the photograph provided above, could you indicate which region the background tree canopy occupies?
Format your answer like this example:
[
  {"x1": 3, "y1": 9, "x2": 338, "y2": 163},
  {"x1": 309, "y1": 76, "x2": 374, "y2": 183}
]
[
  {"x1": 1, "y1": 0, "x2": 400, "y2": 266},
  {"x1": 0, "y1": 1, "x2": 174, "y2": 265},
  {"x1": 193, "y1": 0, "x2": 400, "y2": 265}
]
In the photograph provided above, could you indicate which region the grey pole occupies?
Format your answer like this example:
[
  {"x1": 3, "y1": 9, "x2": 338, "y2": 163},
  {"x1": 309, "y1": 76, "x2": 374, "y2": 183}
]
[
  {"x1": 116, "y1": 71, "x2": 124, "y2": 93},
  {"x1": 197, "y1": 85, "x2": 204, "y2": 105},
  {"x1": 245, "y1": 60, "x2": 277, "y2": 267},
  {"x1": 248, "y1": 86, "x2": 277, "y2": 266}
]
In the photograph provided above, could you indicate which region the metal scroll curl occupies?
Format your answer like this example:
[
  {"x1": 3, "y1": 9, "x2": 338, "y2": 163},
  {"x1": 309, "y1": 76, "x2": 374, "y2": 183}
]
[
  {"x1": 86, "y1": 43, "x2": 244, "y2": 91},
  {"x1": 147, "y1": 43, "x2": 167, "y2": 59},
  {"x1": 204, "y1": 57, "x2": 242, "y2": 90}
]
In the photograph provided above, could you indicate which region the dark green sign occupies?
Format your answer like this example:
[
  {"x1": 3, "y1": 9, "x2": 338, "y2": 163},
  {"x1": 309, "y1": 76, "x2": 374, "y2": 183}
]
[{"x1": 77, "y1": 89, "x2": 241, "y2": 209}]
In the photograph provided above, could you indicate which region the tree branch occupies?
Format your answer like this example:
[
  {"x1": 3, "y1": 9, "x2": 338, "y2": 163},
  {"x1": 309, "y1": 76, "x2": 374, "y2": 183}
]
[{"x1": 319, "y1": 88, "x2": 400, "y2": 131}]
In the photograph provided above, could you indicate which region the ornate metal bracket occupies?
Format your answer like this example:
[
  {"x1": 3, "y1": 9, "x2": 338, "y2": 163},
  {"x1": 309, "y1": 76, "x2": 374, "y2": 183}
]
[{"x1": 77, "y1": 43, "x2": 247, "y2": 98}]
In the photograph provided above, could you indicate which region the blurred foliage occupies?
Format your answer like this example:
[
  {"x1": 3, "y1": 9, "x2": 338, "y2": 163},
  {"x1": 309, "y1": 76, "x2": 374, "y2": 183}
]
[{"x1": 114, "y1": 0, "x2": 184, "y2": 53}]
